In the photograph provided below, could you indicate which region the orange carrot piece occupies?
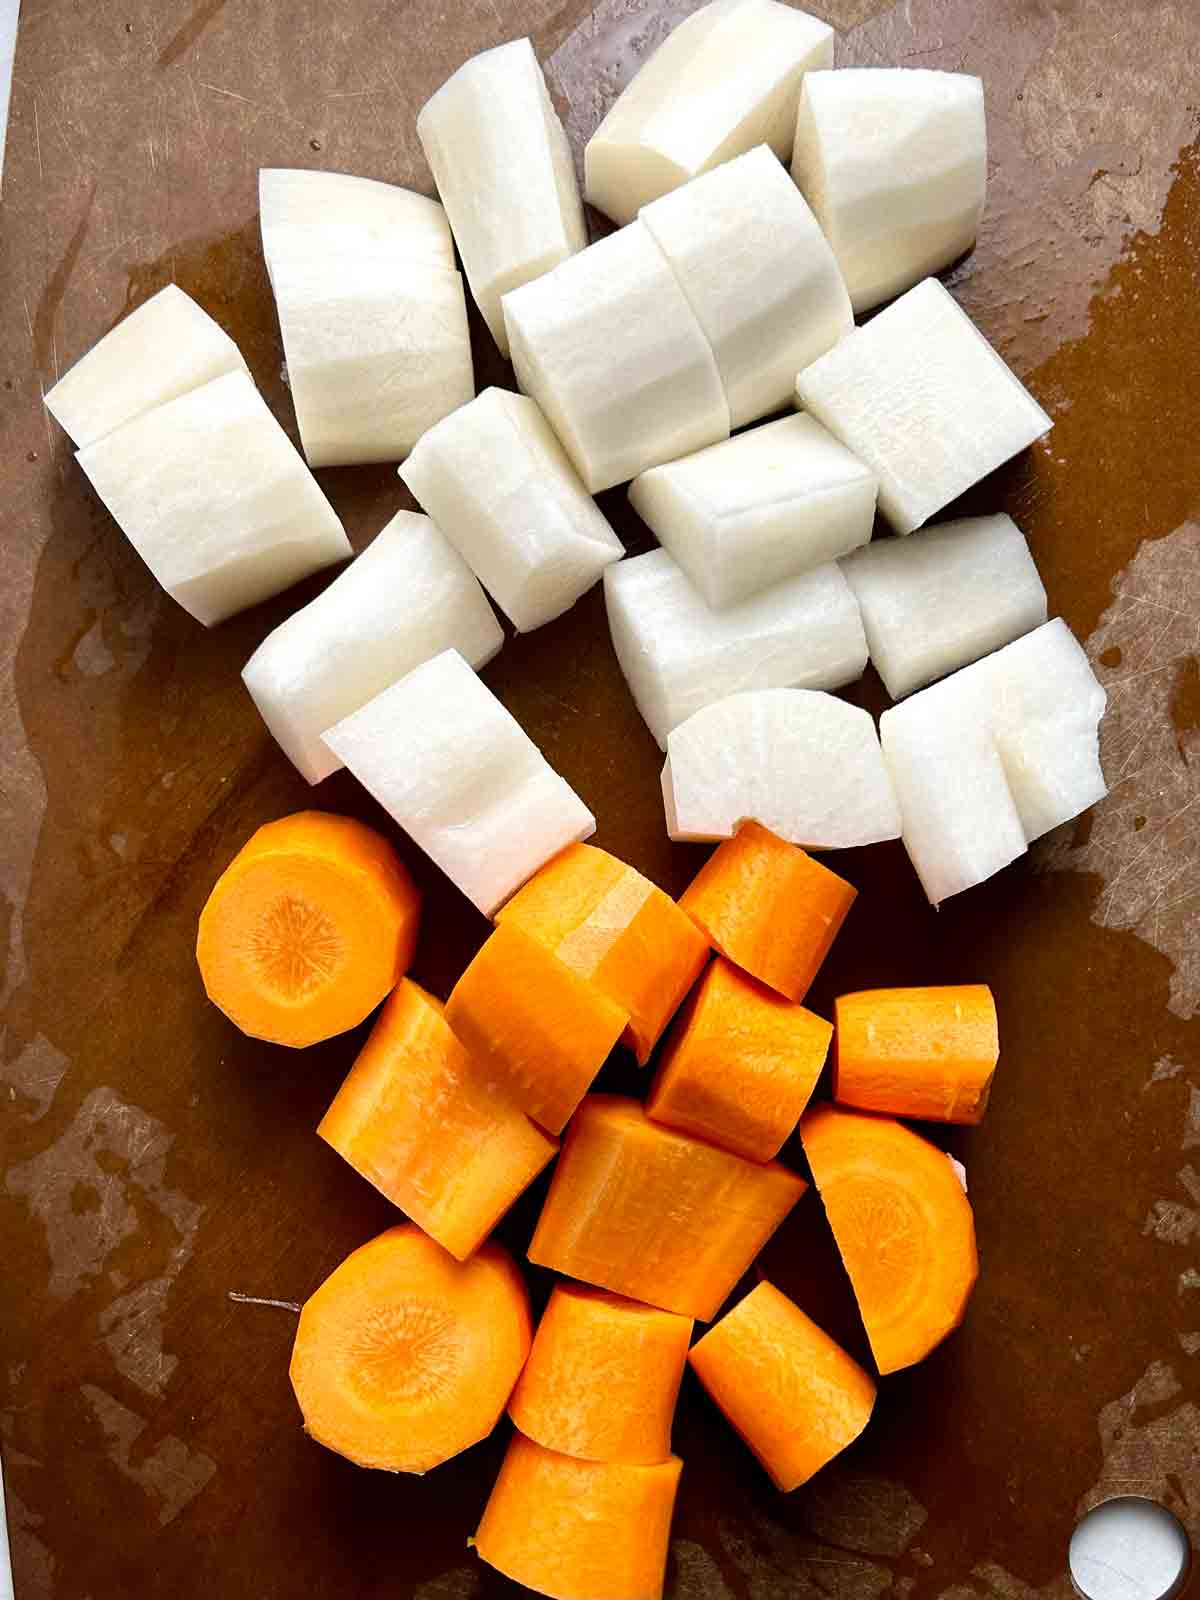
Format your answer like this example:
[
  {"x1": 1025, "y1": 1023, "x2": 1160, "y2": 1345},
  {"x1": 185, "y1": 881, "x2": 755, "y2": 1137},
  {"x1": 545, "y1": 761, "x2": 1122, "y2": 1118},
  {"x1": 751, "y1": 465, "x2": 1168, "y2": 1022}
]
[
  {"x1": 509, "y1": 1284, "x2": 692, "y2": 1464},
  {"x1": 197, "y1": 809, "x2": 419, "y2": 1048},
  {"x1": 834, "y1": 985, "x2": 999, "y2": 1124},
  {"x1": 318, "y1": 979, "x2": 557, "y2": 1260},
  {"x1": 800, "y1": 1105, "x2": 978, "y2": 1375},
  {"x1": 679, "y1": 820, "x2": 855, "y2": 1003},
  {"x1": 647, "y1": 957, "x2": 831, "y2": 1160},
  {"x1": 688, "y1": 1280, "x2": 875, "y2": 1491},
  {"x1": 289, "y1": 1223, "x2": 531, "y2": 1474},
  {"x1": 497, "y1": 843, "x2": 709, "y2": 1064},
  {"x1": 445, "y1": 923, "x2": 628, "y2": 1135},
  {"x1": 529, "y1": 1096, "x2": 806, "y2": 1320},
  {"x1": 474, "y1": 1432, "x2": 682, "y2": 1600}
]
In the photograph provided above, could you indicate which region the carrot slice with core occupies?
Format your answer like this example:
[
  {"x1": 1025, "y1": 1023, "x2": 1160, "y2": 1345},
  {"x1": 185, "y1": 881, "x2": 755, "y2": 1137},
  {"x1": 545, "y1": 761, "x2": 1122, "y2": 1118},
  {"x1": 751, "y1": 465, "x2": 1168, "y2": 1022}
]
[
  {"x1": 834, "y1": 985, "x2": 999, "y2": 1124},
  {"x1": 688, "y1": 1280, "x2": 876, "y2": 1491},
  {"x1": 509, "y1": 1283, "x2": 692, "y2": 1464},
  {"x1": 800, "y1": 1105, "x2": 978, "y2": 1375},
  {"x1": 679, "y1": 820, "x2": 855, "y2": 1003},
  {"x1": 529, "y1": 1095, "x2": 806, "y2": 1320},
  {"x1": 474, "y1": 1432, "x2": 682, "y2": 1600},
  {"x1": 197, "y1": 810, "x2": 419, "y2": 1047},
  {"x1": 289, "y1": 1223, "x2": 530, "y2": 1474},
  {"x1": 318, "y1": 979, "x2": 557, "y2": 1260},
  {"x1": 647, "y1": 956, "x2": 831, "y2": 1160},
  {"x1": 497, "y1": 843, "x2": 708, "y2": 1064}
]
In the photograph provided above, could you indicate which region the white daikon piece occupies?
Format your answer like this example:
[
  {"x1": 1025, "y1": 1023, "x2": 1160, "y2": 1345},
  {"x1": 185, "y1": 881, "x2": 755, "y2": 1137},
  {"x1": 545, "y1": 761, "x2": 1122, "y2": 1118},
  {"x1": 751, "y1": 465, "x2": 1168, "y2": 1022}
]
[
  {"x1": 76, "y1": 370, "x2": 350, "y2": 627},
  {"x1": 842, "y1": 513, "x2": 1047, "y2": 699},
  {"x1": 791, "y1": 69, "x2": 987, "y2": 314},
  {"x1": 502, "y1": 220, "x2": 729, "y2": 492},
  {"x1": 663, "y1": 688, "x2": 901, "y2": 847},
  {"x1": 417, "y1": 38, "x2": 587, "y2": 357},
  {"x1": 629, "y1": 413, "x2": 875, "y2": 611},
  {"x1": 325, "y1": 649, "x2": 595, "y2": 916},
  {"x1": 604, "y1": 548, "x2": 867, "y2": 749},
  {"x1": 640, "y1": 145, "x2": 851, "y2": 428},
  {"x1": 400, "y1": 388, "x2": 623, "y2": 633},
  {"x1": 44, "y1": 284, "x2": 248, "y2": 450},
  {"x1": 585, "y1": 0, "x2": 834, "y2": 225},
  {"x1": 796, "y1": 278, "x2": 1052, "y2": 535},
  {"x1": 259, "y1": 168, "x2": 454, "y2": 271},
  {"x1": 267, "y1": 250, "x2": 474, "y2": 467},
  {"x1": 242, "y1": 511, "x2": 503, "y2": 785}
]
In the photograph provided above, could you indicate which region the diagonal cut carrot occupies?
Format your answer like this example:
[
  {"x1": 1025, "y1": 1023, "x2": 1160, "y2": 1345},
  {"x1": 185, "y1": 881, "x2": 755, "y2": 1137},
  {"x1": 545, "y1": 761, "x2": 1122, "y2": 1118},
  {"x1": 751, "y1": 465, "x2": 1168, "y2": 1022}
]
[{"x1": 833, "y1": 984, "x2": 999, "y2": 1124}]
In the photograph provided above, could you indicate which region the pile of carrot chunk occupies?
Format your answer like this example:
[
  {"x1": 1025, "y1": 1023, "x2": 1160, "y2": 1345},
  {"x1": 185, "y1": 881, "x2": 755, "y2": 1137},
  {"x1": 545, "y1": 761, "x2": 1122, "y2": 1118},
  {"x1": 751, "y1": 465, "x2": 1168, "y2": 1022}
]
[{"x1": 198, "y1": 811, "x2": 997, "y2": 1600}]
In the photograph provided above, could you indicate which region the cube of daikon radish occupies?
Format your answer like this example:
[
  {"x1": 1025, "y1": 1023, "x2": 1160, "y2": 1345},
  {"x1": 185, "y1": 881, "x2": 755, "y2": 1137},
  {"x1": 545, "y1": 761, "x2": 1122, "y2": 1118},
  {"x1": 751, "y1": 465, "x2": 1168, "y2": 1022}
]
[
  {"x1": 418, "y1": 38, "x2": 587, "y2": 357},
  {"x1": 259, "y1": 168, "x2": 455, "y2": 271},
  {"x1": 841, "y1": 513, "x2": 1047, "y2": 698},
  {"x1": 243, "y1": 511, "x2": 503, "y2": 785},
  {"x1": 44, "y1": 284, "x2": 248, "y2": 449},
  {"x1": 796, "y1": 278, "x2": 1052, "y2": 535},
  {"x1": 791, "y1": 69, "x2": 987, "y2": 314},
  {"x1": 503, "y1": 220, "x2": 729, "y2": 493},
  {"x1": 630, "y1": 414, "x2": 875, "y2": 611},
  {"x1": 325, "y1": 650, "x2": 595, "y2": 916},
  {"x1": 400, "y1": 389, "x2": 623, "y2": 633},
  {"x1": 604, "y1": 549, "x2": 866, "y2": 749},
  {"x1": 585, "y1": 0, "x2": 834, "y2": 225},
  {"x1": 663, "y1": 688, "x2": 900, "y2": 848},
  {"x1": 639, "y1": 145, "x2": 852, "y2": 428},
  {"x1": 76, "y1": 370, "x2": 349, "y2": 627}
]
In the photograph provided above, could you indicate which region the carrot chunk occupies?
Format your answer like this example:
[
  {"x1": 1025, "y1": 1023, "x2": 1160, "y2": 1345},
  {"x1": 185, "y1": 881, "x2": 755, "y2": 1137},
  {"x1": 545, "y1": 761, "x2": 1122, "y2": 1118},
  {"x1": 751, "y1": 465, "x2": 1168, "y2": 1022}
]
[
  {"x1": 800, "y1": 1105, "x2": 978, "y2": 1374},
  {"x1": 318, "y1": 979, "x2": 557, "y2": 1260},
  {"x1": 647, "y1": 957, "x2": 831, "y2": 1160},
  {"x1": 529, "y1": 1095, "x2": 806, "y2": 1320},
  {"x1": 197, "y1": 809, "x2": 419, "y2": 1048},
  {"x1": 679, "y1": 820, "x2": 855, "y2": 1002},
  {"x1": 289, "y1": 1224, "x2": 530, "y2": 1474},
  {"x1": 833, "y1": 984, "x2": 999, "y2": 1124},
  {"x1": 497, "y1": 843, "x2": 708, "y2": 1064},
  {"x1": 688, "y1": 1280, "x2": 875, "y2": 1491},
  {"x1": 509, "y1": 1283, "x2": 692, "y2": 1464},
  {"x1": 445, "y1": 922, "x2": 628, "y2": 1135},
  {"x1": 474, "y1": 1432, "x2": 682, "y2": 1600}
]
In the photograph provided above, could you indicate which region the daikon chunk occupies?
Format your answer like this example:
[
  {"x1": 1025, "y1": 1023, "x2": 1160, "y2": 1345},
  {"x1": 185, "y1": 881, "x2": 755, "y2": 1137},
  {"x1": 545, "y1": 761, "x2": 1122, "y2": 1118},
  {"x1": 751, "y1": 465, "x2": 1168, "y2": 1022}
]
[{"x1": 259, "y1": 168, "x2": 454, "y2": 270}]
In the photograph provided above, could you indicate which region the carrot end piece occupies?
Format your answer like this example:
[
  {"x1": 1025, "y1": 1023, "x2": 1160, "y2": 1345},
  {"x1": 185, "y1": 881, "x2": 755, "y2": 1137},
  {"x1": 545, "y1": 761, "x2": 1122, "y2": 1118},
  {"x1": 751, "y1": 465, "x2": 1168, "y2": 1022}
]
[{"x1": 833, "y1": 985, "x2": 999, "y2": 1124}]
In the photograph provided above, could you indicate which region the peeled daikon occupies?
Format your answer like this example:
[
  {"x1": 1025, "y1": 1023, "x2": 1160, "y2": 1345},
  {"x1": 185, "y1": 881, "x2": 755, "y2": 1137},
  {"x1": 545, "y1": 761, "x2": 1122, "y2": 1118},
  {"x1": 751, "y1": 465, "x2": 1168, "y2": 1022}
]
[
  {"x1": 417, "y1": 38, "x2": 587, "y2": 357},
  {"x1": 630, "y1": 413, "x2": 876, "y2": 611},
  {"x1": 259, "y1": 168, "x2": 455, "y2": 271},
  {"x1": 503, "y1": 219, "x2": 729, "y2": 493},
  {"x1": 880, "y1": 619, "x2": 1107, "y2": 904},
  {"x1": 400, "y1": 388, "x2": 623, "y2": 633},
  {"x1": 76, "y1": 369, "x2": 350, "y2": 627},
  {"x1": 604, "y1": 548, "x2": 867, "y2": 749},
  {"x1": 791, "y1": 69, "x2": 987, "y2": 314},
  {"x1": 796, "y1": 278, "x2": 1052, "y2": 535},
  {"x1": 44, "y1": 284, "x2": 248, "y2": 450},
  {"x1": 841, "y1": 513, "x2": 1047, "y2": 699},
  {"x1": 585, "y1": 0, "x2": 834, "y2": 225},
  {"x1": 640, "y1": 145, "x2": 852, "y2": 428},
  {"x1": 325, "y1": 649, "x2": 595, "y2": 916},
  {"x1": 242, "y1": 511, "x2": 503, "y2": 785},
  {"x1": 663, "y1": 688, "x2": 900, "y2": 848}
]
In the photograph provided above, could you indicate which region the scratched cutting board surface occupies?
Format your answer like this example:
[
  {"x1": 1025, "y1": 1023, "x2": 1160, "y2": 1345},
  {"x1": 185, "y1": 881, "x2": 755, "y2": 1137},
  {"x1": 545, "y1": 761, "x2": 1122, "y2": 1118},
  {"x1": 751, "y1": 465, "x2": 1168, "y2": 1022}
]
[{"x1": 1, "y1": 2, "x2": 1199, "y2": 1597}]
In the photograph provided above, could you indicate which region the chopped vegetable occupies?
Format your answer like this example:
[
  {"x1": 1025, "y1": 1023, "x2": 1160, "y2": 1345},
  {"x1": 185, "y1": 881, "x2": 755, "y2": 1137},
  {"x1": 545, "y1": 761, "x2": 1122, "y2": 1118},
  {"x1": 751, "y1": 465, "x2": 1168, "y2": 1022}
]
[
  {"x1": 318, "y1": 978, "x2": 557, "y2": 1259},
  {"x1": 800, "y1": 1104, "x2": 978, "y2": 1374},
  {"x1": 400, "y1": 388, "x2": 623, "y2": 633},
  {"x1": 688, "y1": 1281, "x2": 875, "y2": 1489},
  {"x1": 833, "y1": 984, "x2": 999, "y2": 1124},
  {"x1": 289, "y1": 1224, "x2": 530, "y2": 1473},
  {"x1": 496, "y1": 842, "x2": 709, "y2": 1064},
  {"x1": 474, "y1": 1433, "x2": 682, "y2": 1600},
  {"x1": 509, "y1": 1283, "x2": 692, "y2": 1464},
  {"x1": 196, "y1": 810, "x2": 419, "y2": 1048},
  {"x1": 647, "y1": 956, "x2": 830, "y2": 1161},
  {"x1": 528, "y1": 1095, "x2": 806, "y2": 1320},
  {"x1": 259, "y1": 167, "x2": 455, "y2": 270}
]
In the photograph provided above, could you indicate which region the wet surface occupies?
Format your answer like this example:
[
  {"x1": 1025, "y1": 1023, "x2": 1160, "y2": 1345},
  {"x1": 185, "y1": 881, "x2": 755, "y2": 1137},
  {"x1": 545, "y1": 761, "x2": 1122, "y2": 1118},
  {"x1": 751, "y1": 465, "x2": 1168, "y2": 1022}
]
[{"x1": 0, "y1": 1, "x2": 1198, "y2": 1597}]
